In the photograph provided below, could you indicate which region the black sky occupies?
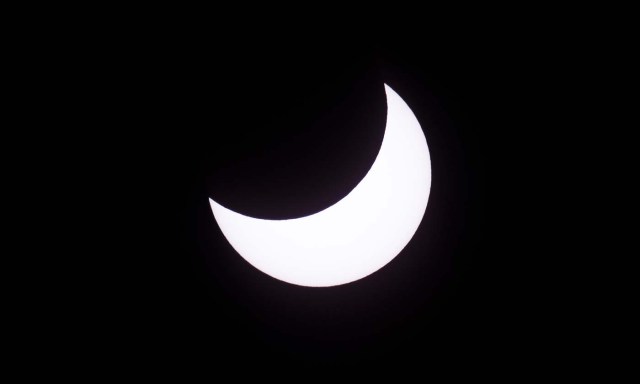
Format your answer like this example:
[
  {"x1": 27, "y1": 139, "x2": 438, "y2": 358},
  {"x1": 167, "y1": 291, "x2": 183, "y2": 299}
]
[{"x1": 81, "y1": 17, "x2": 578, "y2": 375}]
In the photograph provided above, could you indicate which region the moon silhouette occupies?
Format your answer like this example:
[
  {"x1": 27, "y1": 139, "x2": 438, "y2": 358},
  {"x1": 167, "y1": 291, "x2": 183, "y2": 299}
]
[{"x1": 209, "y1": 84, "x2": 431, "y2": 287}]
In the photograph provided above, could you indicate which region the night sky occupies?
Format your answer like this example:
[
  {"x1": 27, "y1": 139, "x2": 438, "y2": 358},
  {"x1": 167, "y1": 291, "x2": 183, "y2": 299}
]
[{"x1": 83, "y1": 17, "x2": 579, "y2": 375}]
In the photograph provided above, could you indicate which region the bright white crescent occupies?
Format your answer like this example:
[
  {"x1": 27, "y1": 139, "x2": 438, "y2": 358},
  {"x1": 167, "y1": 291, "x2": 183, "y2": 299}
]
[{"x1": 210, "y1": 84, "x2": 431, "y2": 287}]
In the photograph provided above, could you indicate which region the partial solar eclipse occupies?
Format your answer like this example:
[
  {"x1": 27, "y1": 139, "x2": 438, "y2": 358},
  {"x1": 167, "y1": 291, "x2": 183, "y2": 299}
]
[{"x1": 210, "y1": 84, "x2": 431, "y2": 287}]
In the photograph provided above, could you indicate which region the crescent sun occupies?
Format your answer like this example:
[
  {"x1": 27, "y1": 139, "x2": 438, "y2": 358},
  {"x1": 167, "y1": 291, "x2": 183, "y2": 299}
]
[{"x1": 209, "y1": 84, "x2": 431, "y2": 287}]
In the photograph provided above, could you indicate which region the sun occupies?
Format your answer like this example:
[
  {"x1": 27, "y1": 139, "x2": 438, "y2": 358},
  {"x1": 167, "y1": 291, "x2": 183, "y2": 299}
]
[{"x1": 210, "y1": 84, "x2": 431, "y2": 287}]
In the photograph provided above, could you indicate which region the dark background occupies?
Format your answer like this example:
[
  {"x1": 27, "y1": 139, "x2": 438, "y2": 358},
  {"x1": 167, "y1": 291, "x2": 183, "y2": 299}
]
[{"x1": 87, "y1": 18, "x2": 578, "y2": 374}]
